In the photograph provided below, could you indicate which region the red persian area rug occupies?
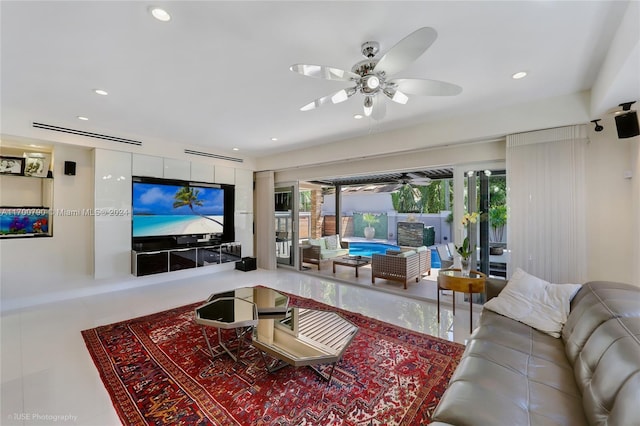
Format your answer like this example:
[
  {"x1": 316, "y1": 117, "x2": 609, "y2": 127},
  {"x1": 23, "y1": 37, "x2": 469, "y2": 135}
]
[{"x1": 82, "y1": 289, "x2": 465, "y2": 425}]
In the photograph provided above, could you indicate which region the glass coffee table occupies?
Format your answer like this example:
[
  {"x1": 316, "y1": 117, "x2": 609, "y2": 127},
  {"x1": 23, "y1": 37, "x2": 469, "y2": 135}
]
[
  {"x1": 195, "y1": 287, "x2": 289, "y2": 363},
  {"x1": 252, "y1": 307, "x2": 358, "y2": 384},
  {"x1": 332, "y1": 256, "x2": 371, "y2": 277},
  {"x1": 196, "y1": 286, "x2": 358, "y2": 384},
  {"x1": 194, "y1": 297, "x2": 258, "y2": 363}
]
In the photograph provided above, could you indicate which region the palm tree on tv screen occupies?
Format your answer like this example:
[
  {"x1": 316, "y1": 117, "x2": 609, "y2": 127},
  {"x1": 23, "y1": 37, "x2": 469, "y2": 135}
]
[{"x1": 172, "y1": 186, "x2": 223, "y2": 227}]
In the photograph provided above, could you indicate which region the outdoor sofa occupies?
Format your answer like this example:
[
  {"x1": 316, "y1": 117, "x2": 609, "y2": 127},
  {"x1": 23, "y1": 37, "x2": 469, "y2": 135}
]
[
  {"x1": 431, "y1": 277, "x2": 640, "y2": 425},
  {"x1": 300, "y1": 235, "x2": 349, "y2": 270}
]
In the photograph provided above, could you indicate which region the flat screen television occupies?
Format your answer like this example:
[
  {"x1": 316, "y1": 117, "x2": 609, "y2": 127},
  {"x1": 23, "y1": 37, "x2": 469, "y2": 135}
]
[{"x1": 132, "y1": 177, "x2": 234, "y2": 243}]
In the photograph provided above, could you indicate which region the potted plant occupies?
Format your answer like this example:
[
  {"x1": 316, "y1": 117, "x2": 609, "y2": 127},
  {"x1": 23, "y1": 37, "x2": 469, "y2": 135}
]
[
  {"x1": 456, "y1": 212, "x2": 480, "y2": 276},
  {"x1": 489, "y1": 204, "x2": 507, "y2": 245},
  {"x1": 362, "y1": 213, "x2": 379, "y2": 240}
]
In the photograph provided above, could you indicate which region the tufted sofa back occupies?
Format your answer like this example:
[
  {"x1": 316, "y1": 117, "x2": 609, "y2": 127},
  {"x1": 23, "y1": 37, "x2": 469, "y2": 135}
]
[{"x1": 561, "y1": 281, "x2": 640, "y2": 426}]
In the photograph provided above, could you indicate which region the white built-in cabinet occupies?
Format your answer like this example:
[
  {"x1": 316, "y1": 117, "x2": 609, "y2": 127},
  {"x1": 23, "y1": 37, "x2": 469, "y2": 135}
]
[
  {"x1": 163, "y1": 158, "x2": 191, "y2": 180},
  {"x1": 215, "y1": 165, "x2": 235, "y2": 184},
  {"x1": 94, "y1": 150, "x2": 254, "y2": 279},
  {"x1": 235, "y1": 169, "x2": 253, "y2": 212},
  {"x1": 132, "y1": 154, "x2": 191, "y2": 181},
  {"x1": 94, "y1": 149, "x2": 133, "y2": 279},
  {"x1": 190, "y1": 162, "x2": 215, "y2": 182},
  {"x1": 131, "y1": 154, "x2": 163, "y2": 178},
  {"x1": 234, "y1": 168, "x2": 254, "y2": 257}
]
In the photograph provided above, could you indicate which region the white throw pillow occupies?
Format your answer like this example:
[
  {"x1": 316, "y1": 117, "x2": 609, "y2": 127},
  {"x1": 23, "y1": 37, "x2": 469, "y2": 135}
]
[
  {"x1": 483, "y1": 268, "x2": 582, "y2": 338},
  {"x1": 325, "y1": 234, "x2": 338, "y2": 250}
]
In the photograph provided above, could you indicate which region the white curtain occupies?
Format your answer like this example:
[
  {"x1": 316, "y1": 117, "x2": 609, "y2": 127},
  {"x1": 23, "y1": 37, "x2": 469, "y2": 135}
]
[
  {"x1": 507, "y1": 125, "x2": 588, "y2": 284},
  {"x1": 255, "y1": 171, "x2": 276, "y2": 270}
]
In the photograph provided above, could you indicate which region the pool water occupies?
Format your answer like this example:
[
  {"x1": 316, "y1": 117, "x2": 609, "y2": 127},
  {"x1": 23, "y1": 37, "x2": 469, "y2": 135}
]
[
  {"x1": 348, "y1": 242, "x2": 401, "y2": 257},
  {"x1": 349, "y1": 241, "x2": 441, "y2": 268}
]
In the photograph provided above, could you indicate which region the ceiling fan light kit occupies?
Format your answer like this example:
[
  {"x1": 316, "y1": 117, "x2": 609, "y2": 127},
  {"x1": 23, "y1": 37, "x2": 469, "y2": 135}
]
[{"x1": 290, "y1": 27, "x2": 462, "y2": 119}]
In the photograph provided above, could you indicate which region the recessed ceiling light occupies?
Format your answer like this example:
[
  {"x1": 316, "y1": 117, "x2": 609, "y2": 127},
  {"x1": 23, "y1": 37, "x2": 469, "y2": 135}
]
[
  {"x1": 353, "y1": 114, "x2": 363, "y2": 119},
  {"x1": 149, "y1": 6, "x2": 171, "y2": 22},
  {"x1": 271, "y1": 137, "x2": 278, "y2": 141},
  {"x1": 94, "y1": 89, "x2": 108, "y2": 96},
  {"x1": 232, "y1": 147, "x2": 239, "y2": 151},
  {"x1": 77, "y1": 116, "x2": 89, "y2": 121},
  {"x1": 512, "y1": 71, "x2": 527, "y2": 80}
]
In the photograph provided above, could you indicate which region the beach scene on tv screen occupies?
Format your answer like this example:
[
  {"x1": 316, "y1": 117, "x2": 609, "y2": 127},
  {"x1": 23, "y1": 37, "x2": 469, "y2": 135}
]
[{"x1": 133, "y1": 183, "x2": 224, "y2": 237}]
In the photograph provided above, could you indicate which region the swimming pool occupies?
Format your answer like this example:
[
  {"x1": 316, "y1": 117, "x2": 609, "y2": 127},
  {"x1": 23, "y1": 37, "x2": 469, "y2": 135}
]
[
  {"x1": 349, "y1": 241, "x2": 441, "y2": 268},
  {"x1": 348, "y1": 242, "x2": 401, "y2": 257}
]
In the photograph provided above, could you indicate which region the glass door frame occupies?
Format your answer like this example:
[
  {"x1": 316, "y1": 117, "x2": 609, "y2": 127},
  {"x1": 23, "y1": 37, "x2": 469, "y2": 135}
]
[{"x1": 274, "y1": 181, "x2": 299, "y2": 269}]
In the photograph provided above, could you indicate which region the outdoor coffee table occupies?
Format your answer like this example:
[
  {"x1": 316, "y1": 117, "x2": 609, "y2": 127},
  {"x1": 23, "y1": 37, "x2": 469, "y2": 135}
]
[
  {"x1": 194, "y1": 297, "x2": 258, "y2": 363},
  {"x1": 252, "y1": 307, "x2": 358, "y2": 384},
  {"x1": 332, "y1": 256, "x2": 371, "y2": 277}
]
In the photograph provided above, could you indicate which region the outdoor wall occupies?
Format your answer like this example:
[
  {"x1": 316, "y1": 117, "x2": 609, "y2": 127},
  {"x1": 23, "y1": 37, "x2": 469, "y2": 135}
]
[{"x1": 322, "y1": 191, "x2": 393, "y2": 215}]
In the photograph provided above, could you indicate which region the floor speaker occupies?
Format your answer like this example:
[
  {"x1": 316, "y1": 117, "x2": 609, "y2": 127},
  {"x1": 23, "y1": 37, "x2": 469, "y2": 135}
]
[
  {"x1": 615, "y1": 111, "x2": 640, "y2": 139},
  {"x1": 64, "y1": 161, "x2": 76, "y2": 176}
]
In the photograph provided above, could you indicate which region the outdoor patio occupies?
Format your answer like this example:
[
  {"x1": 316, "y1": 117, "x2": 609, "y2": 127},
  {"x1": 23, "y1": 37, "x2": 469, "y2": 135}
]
[{"x1": 296, "y1": 237, "x2": 510, "y2": 309}]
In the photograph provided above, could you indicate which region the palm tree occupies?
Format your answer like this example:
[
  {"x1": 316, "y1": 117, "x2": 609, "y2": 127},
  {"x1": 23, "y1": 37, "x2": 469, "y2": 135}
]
[{"x1": 172, "y1": 186, "x2": 223, "y2": 227}]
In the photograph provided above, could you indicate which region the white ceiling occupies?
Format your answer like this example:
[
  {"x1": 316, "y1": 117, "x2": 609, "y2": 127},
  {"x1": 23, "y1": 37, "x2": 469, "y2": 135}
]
[{"x1": 1, "y1": 1, "x2": 637, "y2": 159}]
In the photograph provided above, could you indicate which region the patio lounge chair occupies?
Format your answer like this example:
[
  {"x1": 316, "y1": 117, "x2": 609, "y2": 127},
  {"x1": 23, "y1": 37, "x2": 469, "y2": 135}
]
[
  {"x1": 371, "y1": 249, "x2": 421, "y2": 289},
  {"x1": 436, "y1": 244, "x2": 454, "y2": 269}
]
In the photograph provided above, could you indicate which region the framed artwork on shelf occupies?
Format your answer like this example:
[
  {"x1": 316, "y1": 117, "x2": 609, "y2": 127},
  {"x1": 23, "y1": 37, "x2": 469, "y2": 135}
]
[
  {"x1": 23, "y1": 153, "x2": 51, "y2": 177},
  {"x1": 0, "y1": 156, "x2": 25, "y2": 175}
]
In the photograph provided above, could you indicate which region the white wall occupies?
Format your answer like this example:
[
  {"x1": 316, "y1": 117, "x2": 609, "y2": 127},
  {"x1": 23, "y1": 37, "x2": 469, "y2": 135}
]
[
  {"x1": 0, "y1": 144, "x2": 94, "y2": 303},
  {"x1": 632, "y1": 134, "x2": 640, "y2": 285},
  {"x1": 585, "y1": 113, "x2": 638, "y2": 284},
  {"x1": 260, "y1": 92, "x2": 588, "y2": 172}
]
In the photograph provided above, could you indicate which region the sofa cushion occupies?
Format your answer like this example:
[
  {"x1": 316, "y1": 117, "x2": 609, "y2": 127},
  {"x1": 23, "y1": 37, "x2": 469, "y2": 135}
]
[
  {"x1": 483, "y1": 268, "x2": 581, "y2": 338},
  {"x1": 574, "y1": 316, "x2": 640, "y2": 425},
  {"x1": 433, "y1": 307, "x2": 587, "y2": 425},
  {"x1": 308, "y1": 238, "x2": 326, "y2": 249},
  {"x1": 562, "y1": 281, "x2": 640, "y2": 363},
  {"x1": 319, "y1": 248, "x2": 349, "y2": 259},
  {"x1": 397, "y1": 250, "x2": 416, "y2": 258}
]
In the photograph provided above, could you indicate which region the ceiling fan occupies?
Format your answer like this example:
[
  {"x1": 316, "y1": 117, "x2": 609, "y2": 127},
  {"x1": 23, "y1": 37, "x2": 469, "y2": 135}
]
[
  {"x1": 290, "y1": 27, "x2": 462, "y2": 119},
  {"x1": 392, "y1": 172, "x2": 432, "y2": 190}
]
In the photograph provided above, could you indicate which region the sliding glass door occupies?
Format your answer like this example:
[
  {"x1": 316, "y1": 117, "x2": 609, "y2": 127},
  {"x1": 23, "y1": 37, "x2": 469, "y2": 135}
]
[
  {"x1": 275, "y1": 184, "x2": 297, "y2": 267},
  {"x1": 464, "y1": 169, "x2": 507, "y2": 278}
]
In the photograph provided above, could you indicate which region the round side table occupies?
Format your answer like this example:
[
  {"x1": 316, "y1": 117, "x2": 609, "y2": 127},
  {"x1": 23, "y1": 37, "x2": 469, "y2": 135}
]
[{"x1": 437, "y1": 269, "x2": 487, "y2": 333}]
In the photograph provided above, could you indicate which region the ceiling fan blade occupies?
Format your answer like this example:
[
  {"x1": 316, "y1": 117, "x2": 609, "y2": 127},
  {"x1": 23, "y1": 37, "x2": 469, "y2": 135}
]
[
  {"x1": 290, "y1": 64, "x2": 360, "y2": 82},
  {"x1": 300, "y1": 87, "x2": 356, "y2": 111},
  {"x1": 391, "y1": 78, "x2": 462, "y2": 96},
  {"x1": 373, "y1": 27, "x2": 437, "y2": 77}
]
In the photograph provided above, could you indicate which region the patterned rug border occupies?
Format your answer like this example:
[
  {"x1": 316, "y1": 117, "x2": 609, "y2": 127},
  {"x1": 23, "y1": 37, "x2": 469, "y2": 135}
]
[{"x1": 82, "y1": 286, "x2": 465, "y2": 425}]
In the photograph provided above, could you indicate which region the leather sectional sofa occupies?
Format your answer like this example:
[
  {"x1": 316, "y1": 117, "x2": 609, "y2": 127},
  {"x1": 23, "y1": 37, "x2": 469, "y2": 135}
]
[{"x1": 432, "y1": 279, "x2": 640, "y2": 425}]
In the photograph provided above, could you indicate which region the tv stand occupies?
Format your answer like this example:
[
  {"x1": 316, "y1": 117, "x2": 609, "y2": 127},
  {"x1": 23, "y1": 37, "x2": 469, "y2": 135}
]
[{"x1": 131, "y1": 242, "x2": 241, "y2": 276}]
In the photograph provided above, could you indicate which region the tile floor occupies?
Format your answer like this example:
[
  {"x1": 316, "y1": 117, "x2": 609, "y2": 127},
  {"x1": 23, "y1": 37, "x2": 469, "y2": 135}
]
[{"x1": 1, "y1": 267, "x2": 477, "y2": 426}]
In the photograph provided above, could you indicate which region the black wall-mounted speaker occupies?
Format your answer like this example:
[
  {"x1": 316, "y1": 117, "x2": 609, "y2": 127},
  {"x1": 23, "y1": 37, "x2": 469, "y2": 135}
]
[
  {"x1": 615, "y1": 111, "x2": 640, "y2": 139},
  {"x1": 64, "y1": 161, "x2": 76, "y2": 176}
]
